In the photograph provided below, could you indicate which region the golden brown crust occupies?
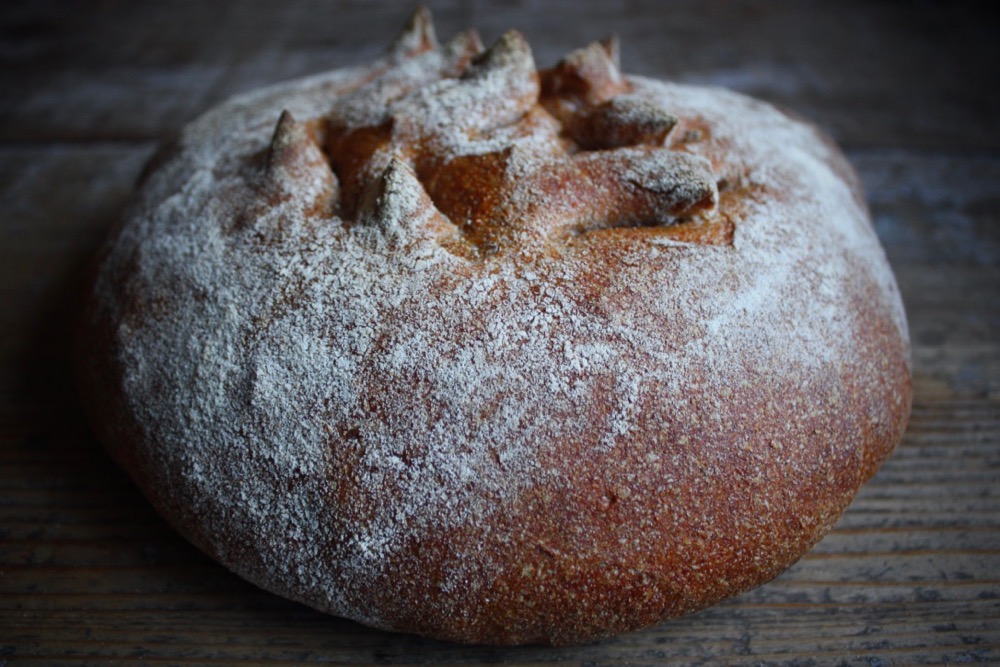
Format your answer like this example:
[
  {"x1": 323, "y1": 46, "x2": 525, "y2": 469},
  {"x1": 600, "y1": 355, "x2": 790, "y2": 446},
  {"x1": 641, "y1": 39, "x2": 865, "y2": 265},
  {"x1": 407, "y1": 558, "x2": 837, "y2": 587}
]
[{"x1": 76, "y1": 9, "x2": 911, "y2": 646}]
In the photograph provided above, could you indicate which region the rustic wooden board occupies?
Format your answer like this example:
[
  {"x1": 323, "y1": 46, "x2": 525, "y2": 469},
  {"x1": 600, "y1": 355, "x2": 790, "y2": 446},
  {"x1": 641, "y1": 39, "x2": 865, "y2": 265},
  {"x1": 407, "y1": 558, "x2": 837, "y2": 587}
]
[{"x1": 2, "y1": 1, "x2": 998, "y2": 664}]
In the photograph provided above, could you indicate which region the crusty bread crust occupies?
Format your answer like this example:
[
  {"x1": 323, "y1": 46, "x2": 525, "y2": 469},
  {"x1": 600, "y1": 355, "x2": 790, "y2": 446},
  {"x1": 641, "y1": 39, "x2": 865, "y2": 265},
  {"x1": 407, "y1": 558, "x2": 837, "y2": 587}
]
[{"x1": 76, "y1": 9, "x2": 911, "y2": 645}]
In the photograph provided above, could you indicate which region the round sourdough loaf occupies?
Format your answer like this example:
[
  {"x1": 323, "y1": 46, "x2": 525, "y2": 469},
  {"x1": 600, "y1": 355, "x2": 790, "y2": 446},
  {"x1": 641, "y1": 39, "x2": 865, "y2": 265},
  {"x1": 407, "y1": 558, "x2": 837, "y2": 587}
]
[{"x1": 76, "y1": 8, "x2": 912, "y2": 645}]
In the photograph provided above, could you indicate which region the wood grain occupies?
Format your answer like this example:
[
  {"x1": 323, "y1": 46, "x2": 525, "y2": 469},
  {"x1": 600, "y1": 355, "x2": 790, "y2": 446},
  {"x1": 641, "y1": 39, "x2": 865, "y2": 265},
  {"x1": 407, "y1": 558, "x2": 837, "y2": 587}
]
[{"x1": 2, "y1": 1, "x2": 998, "y2": 664}]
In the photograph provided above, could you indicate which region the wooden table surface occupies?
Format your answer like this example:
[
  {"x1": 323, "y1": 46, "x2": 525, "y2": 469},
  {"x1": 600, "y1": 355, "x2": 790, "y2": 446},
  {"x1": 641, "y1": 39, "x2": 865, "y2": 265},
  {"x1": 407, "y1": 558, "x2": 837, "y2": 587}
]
[{"x1": 2, "y1": 1, "x2": 998, "y2": 664}]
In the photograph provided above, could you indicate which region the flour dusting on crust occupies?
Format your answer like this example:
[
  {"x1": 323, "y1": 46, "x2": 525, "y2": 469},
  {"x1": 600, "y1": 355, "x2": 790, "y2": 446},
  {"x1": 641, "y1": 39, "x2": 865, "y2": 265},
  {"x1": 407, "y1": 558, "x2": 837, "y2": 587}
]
[{"x1": 80, "y1": 12, "x2": 911, "y2": 645}]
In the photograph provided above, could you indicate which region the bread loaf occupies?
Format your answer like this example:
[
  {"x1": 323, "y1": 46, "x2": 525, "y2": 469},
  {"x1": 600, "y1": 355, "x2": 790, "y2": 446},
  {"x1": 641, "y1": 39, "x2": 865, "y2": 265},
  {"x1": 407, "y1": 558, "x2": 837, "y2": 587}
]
[{"x1": 76, "y1": 8, "x2": 912, "y2": 645}]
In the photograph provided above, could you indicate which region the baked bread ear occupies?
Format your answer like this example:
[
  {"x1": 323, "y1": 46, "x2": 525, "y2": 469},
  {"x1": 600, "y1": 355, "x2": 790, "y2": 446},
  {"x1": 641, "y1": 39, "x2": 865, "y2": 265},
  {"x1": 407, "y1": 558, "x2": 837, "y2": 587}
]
[{"x1": 76, "y1": 8, "x2": 911, "y2": 645}]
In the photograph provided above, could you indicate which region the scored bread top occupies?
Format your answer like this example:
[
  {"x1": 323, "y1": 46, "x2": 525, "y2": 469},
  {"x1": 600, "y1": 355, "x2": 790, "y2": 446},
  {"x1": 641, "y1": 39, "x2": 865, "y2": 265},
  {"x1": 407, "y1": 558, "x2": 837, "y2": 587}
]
[{"x1": 80, "y1": 8, "x2": 911, "y2": 645}]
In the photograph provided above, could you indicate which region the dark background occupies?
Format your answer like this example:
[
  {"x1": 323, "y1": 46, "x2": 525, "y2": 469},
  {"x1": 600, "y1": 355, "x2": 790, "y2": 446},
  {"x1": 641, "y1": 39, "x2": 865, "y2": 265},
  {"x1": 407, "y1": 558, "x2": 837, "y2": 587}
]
[{"x1": 2, "y1": 1, "x2": 998, "y2": 664}]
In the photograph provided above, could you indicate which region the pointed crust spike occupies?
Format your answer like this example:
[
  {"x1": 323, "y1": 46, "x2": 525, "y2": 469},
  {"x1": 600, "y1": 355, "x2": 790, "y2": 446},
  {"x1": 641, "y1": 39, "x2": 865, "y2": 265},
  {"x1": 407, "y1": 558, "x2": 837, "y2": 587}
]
[
  {"x1": 473, "y1": 30, "x2": 535, "y2": 75},
  {"x1": 465, "y1": 29, "x2": 486, "y2": 55},
  {"x1": 265, "y1": 110, "x2": 337, "y2": 211},
  {"x1": 496, "y1": 29, "x2": 528, "y2": 51},
  {"x1": 267, "y1": 110, "x2": 310, "y2": 172},
  {"x1": 267, "y1": 109, "x2": 315, "y2": 180},
  {"x1": 588, "y1": 149, "x2": 718, "y2": 218},
  {"x1": 389, "y1": 6, "x2": 438, "y2": 58},
  {"x1": 380, "y1": 156, "x2": 419, "y2": 196},
  {"x1": 276, "y1": 109, "x2": 294, "y2": 127},
  {"x1": 574, "y1": 95, "x2": 678, "y2": 149},
  {"x1": 359, "y1": 157, "x2": 432, "y2": 231},
  {"x1": 446, "y1": 28, "x2": 484, "y2": 57},
  {"x1": 600, "y1": 34, "x2": 621, "y2": 69},
  {"x1": 545, "y1": 40, "x2": 628, "y2": 104},
  {"x1": 638, "y1": 152, "x2": 718, "y2": 212},
  {"x1": 357, "y1": 157, "x2": 459, "y2": 244},
  {"x1": 443, "y1": 28, "x2": 485, "y2": 72}
]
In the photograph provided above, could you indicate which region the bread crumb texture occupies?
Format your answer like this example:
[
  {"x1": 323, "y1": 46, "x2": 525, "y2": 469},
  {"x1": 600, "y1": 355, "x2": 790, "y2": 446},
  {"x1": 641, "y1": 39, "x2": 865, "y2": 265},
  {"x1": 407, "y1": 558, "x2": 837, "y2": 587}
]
[{"x1": 78, "y1": 8, "x2": 911, "y2": 645}]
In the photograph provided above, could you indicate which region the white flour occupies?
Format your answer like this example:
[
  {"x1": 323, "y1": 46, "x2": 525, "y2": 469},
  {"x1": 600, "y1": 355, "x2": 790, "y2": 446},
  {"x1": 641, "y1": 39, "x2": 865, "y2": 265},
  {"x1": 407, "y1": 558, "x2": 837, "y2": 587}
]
[{"x1": 88, "y1": 19, "x2": 908, "y2": 635}]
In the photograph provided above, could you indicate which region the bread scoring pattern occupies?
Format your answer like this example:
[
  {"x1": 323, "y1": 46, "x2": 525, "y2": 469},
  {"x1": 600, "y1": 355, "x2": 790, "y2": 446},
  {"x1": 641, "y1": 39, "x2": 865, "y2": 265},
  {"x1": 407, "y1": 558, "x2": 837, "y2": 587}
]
[{"x1": 263, "y1": 8, "x2": 732, "y2": 258}]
